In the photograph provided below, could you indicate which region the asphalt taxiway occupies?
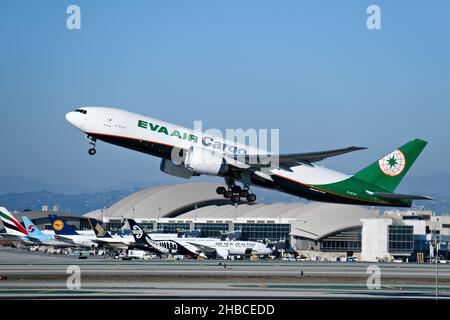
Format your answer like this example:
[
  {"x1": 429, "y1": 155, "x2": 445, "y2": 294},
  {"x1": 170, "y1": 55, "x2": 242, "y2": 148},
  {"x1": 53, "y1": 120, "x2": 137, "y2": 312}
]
[{"x1": 0, "y1": 249, "x2": 449, "y2": 299}]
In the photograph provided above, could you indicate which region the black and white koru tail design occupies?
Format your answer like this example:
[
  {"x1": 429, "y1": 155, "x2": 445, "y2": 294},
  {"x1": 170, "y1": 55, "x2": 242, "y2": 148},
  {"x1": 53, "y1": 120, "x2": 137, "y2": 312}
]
[{"x1": 147, "y1": 239, "x2": 178, "y2": 254}]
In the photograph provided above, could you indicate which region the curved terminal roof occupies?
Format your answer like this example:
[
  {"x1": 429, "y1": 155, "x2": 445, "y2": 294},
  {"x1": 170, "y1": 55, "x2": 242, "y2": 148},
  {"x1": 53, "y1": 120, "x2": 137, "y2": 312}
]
[
  {"x1": 84, "y1": 182, "x2": 381, "y2": 240},
  {"x1": 85, "y1": 182, "x2": 230, "y2": 220},
  {"x1": 287, "y1": 203, "x2": 379, "y2": 240}
]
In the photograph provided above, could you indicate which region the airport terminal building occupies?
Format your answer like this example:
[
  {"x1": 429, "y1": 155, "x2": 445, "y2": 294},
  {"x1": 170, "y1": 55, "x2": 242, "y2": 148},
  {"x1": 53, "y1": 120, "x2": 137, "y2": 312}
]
[{"x1": 84, "y1": 182, "x2": 445, "y2": 262}]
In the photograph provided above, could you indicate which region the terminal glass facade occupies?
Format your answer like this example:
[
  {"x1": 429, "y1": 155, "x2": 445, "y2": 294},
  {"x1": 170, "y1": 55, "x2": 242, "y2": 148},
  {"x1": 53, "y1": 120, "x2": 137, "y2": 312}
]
[
  {"x1": 388, "y1": 225, "x2": 414, "y2": 254},
  {"x1": 157, "y1": 223, "x2": 190, "y2": 233},
  {"x1": 320, "y1": 227, "x2": 362, "y2": 252},
  {"x1": 105, "y1": 219, "x2": 124, "y2": 232},
  {"x1": 79, "y1": 218, "x2": 91, "y2": 230},
  {"x1": 194, "y1": 223, "x2": 229, "y2": 238},
  {"x1": 235, "y1": 223, "x2": 290, "y2": 242},
  {"x1": 139, "y1": 223, "x2": 156, "y2": 232}
]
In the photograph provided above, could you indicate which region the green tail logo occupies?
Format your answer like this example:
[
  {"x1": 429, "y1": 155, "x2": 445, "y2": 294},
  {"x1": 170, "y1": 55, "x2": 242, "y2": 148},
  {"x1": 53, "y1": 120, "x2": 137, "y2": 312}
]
[{"x1": 354, "y1": 138, "x2": 428, "y2": 192}]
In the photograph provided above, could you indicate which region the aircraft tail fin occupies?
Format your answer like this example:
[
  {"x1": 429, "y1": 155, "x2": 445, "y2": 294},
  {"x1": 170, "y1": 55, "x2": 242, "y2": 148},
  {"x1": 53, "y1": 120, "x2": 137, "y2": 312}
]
[
  {"x1": 354, "y1": 138, "x2": 427, "y2": 192},
  {"x1": 126, "y1": 219, "x2": 148, "y2": 244},
  {"x1": 22, "y1": 216, "x2": 47, "y2": 239},
  {"x1": 0, "y1": 207, "x2": 28, "y2": 237},
  {"x1": 48, "y1": 214, "x2": 79, "y2": 235},
  {"x1": 88, "y1": 218, "x2": 112, "y2": 238}
]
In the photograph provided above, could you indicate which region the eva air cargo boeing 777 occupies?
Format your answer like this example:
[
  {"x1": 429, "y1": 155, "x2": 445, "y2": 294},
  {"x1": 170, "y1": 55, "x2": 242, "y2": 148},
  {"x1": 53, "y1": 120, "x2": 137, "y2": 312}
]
[{"x1": 66, "y1": 107, "x2": 432, "y2": 207}]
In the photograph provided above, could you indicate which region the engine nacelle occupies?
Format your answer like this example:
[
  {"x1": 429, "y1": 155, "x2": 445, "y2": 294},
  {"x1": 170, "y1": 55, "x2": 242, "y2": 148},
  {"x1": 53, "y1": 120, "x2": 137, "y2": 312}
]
[
  {"x1": 184, "y1": 146, "x2": 229, "y2": 176},
  {"x1": 160, "y1": 159, "x2": 194, "y2": 179}
]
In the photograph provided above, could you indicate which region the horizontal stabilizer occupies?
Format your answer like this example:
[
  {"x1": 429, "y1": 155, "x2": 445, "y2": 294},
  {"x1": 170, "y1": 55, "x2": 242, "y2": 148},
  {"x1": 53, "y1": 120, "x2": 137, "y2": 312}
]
[{"x1": 373, "y1": 192, "x2": 433, "y2": 201}]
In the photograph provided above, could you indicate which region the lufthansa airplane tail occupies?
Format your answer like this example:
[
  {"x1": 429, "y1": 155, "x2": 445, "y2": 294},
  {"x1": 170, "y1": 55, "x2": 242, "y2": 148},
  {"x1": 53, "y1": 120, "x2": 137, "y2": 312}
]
[
  {"x1": 354, "y1": 138, "x2": 430, "y2": 196},
  {"x1": 0, "y1": 207, "x2": 28, "y2": 237},
  {"x1": 48, "y1": 214, "x2": 79, "y2": 235}
]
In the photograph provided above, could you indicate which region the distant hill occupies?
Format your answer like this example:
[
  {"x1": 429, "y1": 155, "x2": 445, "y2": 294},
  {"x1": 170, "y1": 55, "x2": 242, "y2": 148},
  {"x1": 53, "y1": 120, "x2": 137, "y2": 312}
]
[
  {"x1": 0, "y1": 176, "x2": 91, "y2": 195},
  {"x1": 0, "y1": 189, "x2": 141, "y2": 215},
  {"x1": 0, "y1": 173, "x2": 448, "y2": 215}
]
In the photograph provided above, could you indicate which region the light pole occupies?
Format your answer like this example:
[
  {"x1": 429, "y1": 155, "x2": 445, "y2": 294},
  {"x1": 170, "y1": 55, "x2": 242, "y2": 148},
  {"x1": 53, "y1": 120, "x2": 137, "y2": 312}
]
[{"x1": 435, "y1": 229, "x2": 439, "y2": 300}]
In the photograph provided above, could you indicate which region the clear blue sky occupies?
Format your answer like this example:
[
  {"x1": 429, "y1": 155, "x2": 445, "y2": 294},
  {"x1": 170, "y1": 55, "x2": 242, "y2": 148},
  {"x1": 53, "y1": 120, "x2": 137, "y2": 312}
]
[{"x1": 0, "y1": 0, "x2": 449, "y2": 189}]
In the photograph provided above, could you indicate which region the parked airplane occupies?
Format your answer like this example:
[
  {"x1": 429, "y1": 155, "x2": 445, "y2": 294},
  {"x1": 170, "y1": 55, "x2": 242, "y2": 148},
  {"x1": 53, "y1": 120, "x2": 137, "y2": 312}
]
[
  {"x1": 48, "y1": 214, "x2": 97, "y2": 248},
  {"x1": 22, "y1": 216, "x2": 75, "y2": 247},
  {"x1": 87, "y1": 218, "x2": 133, "y2": 250},
  {"x1": 127, "y1": 219, "x2": 272, "y2": 259},
  {"x1": 66, "y1": 107, "x2": 432, "y2": 207},
  {"x1": 0, "y1": 207, "x2": 32, "y2": 243}
]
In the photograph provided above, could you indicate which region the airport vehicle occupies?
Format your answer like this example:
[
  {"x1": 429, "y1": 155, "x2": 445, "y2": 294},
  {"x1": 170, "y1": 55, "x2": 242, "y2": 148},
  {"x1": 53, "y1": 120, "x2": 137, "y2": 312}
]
[
  {"x1": 282, "y1": 255, "x2": 296, "y2": 262},
  {"x1": 22, "y1": 216, "x2": 76, "y2": 247},
  {"x1": 66, "y1": 107, "x2": 431, "y2": 206},
  {"x1": 127, "y1": 218, "x2": 272, "y2": 259},
  {"x1": 48, "y1": 214, "x2": 97, "y2": 248},
  {"x1": 69, "y1": 249, "x2": 92, "y2": 256},
  {"x1": 126, "y1": 249, "x2": 153, "y2": 260},
  {"x1": 113, "y1": 251, "x2": 127, "y2": 259},
  {"x1": 87, "y1": 218, "x2": 134, "y2": 250}
]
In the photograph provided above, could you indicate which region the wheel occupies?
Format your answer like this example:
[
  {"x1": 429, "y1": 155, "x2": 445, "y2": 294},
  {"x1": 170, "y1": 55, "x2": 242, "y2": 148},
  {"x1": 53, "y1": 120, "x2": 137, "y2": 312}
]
[
  {"x1": 239, "y1": 189, "x2": 249, "y2": 197},
  {"x1": 224, "y1": 190, "x2": 233, "y2": 198},
  {"x1": 88, "y1": 148, "x2": 96, "y2": 155},
  {"x1": 231, "y1": 185, "x2": 242, "y2": 193},
  {"x1": 216, "y1": 186, "x2": 226, "y2": 195},
  {"x1": 246, "y1": 193, "x2": 256, "y2": 202},
  {"x1": 231, "y1": 194, "x2": 240, "y2": 203}
]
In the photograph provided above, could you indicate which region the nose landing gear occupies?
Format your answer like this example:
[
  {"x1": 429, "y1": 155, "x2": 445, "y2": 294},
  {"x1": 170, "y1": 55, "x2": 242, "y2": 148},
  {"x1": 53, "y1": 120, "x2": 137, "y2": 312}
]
[
  {"x1": 87, "y1": 135, "x2": 97, "y2": 156},
  {"x1": 216, "y1": 180, "x2": 257, "y2": 204}
]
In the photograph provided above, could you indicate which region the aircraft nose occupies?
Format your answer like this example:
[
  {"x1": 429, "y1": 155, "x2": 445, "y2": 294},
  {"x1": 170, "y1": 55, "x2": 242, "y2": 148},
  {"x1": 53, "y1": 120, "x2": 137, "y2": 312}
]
[
  {"x1": 65, "y1": 111, "x2": 85, "y2": 129},
  {"x1": 65, "y1": 111, "x2": 77, "y2": 125}
]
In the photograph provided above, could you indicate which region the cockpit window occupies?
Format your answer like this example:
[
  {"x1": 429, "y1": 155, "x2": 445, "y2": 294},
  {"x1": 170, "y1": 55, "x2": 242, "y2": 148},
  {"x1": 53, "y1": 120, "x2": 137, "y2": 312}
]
[{"x1": 74, "y1": 109, "x2": 87, "y2": 114}]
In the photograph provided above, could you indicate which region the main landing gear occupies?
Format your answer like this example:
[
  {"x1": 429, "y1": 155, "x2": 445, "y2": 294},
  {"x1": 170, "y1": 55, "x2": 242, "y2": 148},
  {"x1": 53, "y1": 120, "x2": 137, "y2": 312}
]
[
  {"x1": 87, "y1": 135, "x2": 97, "y2": 156},
  {"x1": 216, "y1": 179, "x2": 257, "y2": 204}
]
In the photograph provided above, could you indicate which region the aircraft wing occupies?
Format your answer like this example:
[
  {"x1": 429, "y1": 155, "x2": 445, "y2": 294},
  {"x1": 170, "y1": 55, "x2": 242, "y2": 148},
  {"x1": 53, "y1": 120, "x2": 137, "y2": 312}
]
[
  {"x1": 177, "y1": 240, "x2": 213, "y2": 257},
  {"x1": 276, "y1": 146, "x2": 368, "y2": 166},
  {"x1": 92, "y1": 238, "x2": 129, "y2": 249},
  {"x1": 27, "y1": 236, "x2": 45, "y2": 244},
  {"x1": 373, "y1": 193, "x2": 434, "y2": 201},
  {"x1": 230, "y1": 146, "x2": 367, "y2": 170},
  {"x1": 183, "y1": 242, "x2": 228, "y2": 258},
  {"x1": 53, "y1": 235, "x2": 77, "y2": 245},
  {"x1": 0, "y1": 234, "x2": 24, "y2": 241}
]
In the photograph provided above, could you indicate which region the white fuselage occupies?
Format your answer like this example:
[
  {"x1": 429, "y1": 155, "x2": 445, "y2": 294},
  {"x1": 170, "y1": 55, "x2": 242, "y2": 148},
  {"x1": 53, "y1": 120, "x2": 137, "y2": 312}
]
[
  {"x1": 54, "y1": 234, "x2": 98, "y2": 248},
  {"x1": 174, "y1": 238, "x2": 272, "y2": 258},
  {"x1": 65, "y1": 107, "x2": 349, "y2": 189}
]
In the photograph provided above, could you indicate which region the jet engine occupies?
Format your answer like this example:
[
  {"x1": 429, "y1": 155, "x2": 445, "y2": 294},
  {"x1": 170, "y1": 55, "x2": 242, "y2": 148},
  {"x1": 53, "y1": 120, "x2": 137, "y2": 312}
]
[
  {"x1": 160, "y1": 159, "x2": 195, "y2": 179},
  {"x1": 184, "y1": 146, "x2": 229, "y2": 176}
]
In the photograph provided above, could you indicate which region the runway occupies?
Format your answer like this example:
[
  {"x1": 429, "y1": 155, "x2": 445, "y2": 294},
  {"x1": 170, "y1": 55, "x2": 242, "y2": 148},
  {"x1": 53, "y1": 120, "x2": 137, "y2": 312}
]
[{"x1": 1, "y1": 249, "x2": 449, "y2": 299}]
